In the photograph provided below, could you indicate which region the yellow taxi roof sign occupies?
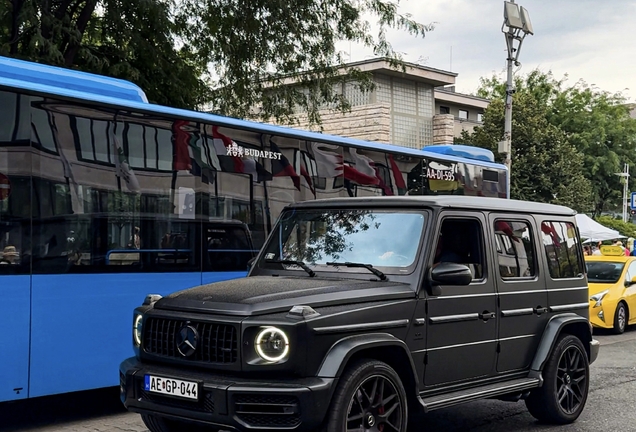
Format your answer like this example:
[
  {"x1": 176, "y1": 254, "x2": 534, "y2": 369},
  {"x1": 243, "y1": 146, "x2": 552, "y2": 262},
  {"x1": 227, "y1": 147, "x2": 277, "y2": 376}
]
[{"x1": 600, "y1": 245, "x2": 625, "y2": 256}]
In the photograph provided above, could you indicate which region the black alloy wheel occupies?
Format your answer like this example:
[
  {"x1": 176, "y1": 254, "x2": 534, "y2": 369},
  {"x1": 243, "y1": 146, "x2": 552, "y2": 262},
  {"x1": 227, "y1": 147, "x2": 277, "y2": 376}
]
[
  {"x1": 554, "y1": 344, "x2": 588, "y2": 415},
  {"x1": 347, "y1": 375, "x2": 403, "y2": 431},
  {"x1": 322, "y1": 359, "x2": 408, "y2": 432},
  {"x1": 525, "y1": 334, "x2": 590, "y2": 424}
]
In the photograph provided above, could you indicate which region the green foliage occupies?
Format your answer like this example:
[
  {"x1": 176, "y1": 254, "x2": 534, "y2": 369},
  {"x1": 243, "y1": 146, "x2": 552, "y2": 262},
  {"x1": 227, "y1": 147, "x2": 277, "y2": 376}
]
[
  {"x1": 1, "y1": 0, "x2": 432, "y2": 121},
  {"x1": 462, "y1": 70, "x2": 636, "y2": 214},
  {"x1": 459, "y1": 86, "x2": 592, "y2": 212},
  {"x1": 595, "y1": 216, "x2": 636, "y2": 239}
]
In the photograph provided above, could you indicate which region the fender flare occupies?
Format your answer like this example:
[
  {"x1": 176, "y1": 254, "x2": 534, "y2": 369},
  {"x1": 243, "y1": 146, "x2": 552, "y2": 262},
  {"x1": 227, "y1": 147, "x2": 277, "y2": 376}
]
[
  {"x1": 530, "y1": 313, "x2": 592, "y2": 372},
  {"x1": 316, "y1": 332, "x2": 419, "y2": 385}
]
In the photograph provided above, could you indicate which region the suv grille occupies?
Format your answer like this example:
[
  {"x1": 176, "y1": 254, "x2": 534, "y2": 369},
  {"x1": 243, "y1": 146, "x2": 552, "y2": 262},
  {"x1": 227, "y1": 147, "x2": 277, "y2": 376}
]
[
  {"x1": 235, "y1": 394, "x2": 301, "y2": 428},
  {"x1": 143, "y1": 317, "x2": 238, "y2": 364}
]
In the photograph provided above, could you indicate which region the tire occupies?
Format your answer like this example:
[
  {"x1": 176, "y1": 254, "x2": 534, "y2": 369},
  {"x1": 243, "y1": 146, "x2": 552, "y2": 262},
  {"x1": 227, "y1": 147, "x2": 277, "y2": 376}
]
[
  {"x1": 323, "y1": 359, "x2": 408, "y2": 432},
  {"x1": 613, "y1": 302, "x2": 628, "y2": 334},
  {"x1": 525, "y1": 334, "x2": 590, "y2": 424},
  {"x1": 141, "y1": 414, "x2": 218, "y2": 432}
]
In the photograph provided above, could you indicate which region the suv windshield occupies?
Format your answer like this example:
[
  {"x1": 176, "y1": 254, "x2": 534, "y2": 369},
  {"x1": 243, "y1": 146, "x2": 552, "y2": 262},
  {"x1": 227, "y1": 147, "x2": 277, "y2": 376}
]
[
  {"x1": 260, "y1": 209, "x2": 425, "y2": 274},
  {"x1": 586, "y1": 261, "x2": 625, "y2": 283}
]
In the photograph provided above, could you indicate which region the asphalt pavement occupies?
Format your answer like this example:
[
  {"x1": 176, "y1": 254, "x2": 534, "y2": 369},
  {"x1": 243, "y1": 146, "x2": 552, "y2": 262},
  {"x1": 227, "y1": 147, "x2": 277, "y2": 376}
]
[{"x1": 2, "y1": 328, "x2": 636, "y2": 432}]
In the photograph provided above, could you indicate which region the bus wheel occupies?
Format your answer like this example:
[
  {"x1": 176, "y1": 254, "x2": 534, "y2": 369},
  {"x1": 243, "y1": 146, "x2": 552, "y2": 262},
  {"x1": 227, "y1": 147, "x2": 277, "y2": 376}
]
[{"x1": 141, "y1": 414, "x2": 218, "y2": 432}]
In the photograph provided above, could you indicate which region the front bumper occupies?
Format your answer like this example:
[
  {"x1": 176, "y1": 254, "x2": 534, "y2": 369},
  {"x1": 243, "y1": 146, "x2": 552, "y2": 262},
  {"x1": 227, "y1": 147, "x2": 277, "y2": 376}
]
[
  {"x1": 589, "y1": 339, "x2": 600, "y2": 365},
  {"x1": 119, "y1": 357, "x2": 335, "y2": 431}
]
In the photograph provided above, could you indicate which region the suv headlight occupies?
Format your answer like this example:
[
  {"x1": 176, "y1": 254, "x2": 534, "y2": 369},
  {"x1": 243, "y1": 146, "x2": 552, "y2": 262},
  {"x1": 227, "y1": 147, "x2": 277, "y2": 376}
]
[
  {"x1": 133, "y1": 313, "x2": 143, "y2": 346},
  {"x1": 255, "y1": 327, "x2": 289, "y2": 363},
  {"x1": 590, "y1": 290, "x2": 609, "y2": 308}
]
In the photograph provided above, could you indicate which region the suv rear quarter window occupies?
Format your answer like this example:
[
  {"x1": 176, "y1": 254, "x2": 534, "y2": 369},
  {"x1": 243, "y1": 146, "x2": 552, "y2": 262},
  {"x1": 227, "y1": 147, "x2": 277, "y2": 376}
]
[{"x1": 541, "y1": 221, "x2": 584, "y2": 279}]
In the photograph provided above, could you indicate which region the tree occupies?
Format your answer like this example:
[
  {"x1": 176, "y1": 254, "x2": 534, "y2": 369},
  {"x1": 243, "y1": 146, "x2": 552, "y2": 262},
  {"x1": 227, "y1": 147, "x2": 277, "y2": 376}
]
[
  {"x1": 1, "y1": 0, "x2": 432, "y2": 122},
  {"x1": 472, "y1": 70, "x2": 636, "y2": 216},
  {"x1": 459, "y1": 85, "x2": 593, "y2": 212}
]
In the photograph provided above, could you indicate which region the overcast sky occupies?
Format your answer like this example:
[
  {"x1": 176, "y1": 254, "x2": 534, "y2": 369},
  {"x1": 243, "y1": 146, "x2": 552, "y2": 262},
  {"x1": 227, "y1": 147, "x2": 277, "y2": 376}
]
[{"x1": 337, "y1": 0, "x2": 635, "y2": 101}]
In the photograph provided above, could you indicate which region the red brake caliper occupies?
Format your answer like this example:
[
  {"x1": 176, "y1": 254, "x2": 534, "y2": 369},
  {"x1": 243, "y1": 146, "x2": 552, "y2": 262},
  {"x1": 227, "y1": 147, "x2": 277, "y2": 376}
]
[{"x1": 378, "y1": 392, "x2": 385, "y2": 432}]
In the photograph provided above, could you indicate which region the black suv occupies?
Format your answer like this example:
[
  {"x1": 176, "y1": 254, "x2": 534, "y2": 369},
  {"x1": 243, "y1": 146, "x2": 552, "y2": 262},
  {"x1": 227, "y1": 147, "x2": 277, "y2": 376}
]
[{"x1": 120, "y1": 196, "x2": 599, "y2": 432}]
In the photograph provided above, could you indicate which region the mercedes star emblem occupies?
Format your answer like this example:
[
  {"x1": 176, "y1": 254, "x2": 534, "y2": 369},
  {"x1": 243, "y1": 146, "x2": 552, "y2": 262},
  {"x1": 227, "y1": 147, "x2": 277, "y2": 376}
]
[{"x1": 175, "y1": 324, "x2": 199, "y2": 357}]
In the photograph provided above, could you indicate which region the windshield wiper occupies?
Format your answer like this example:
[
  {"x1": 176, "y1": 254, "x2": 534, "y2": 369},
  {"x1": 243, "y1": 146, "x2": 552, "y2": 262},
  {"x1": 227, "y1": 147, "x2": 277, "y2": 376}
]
[
  {"x1": 326, "y1": 262, "x2": 387, "y2": 281},
  {"x1": 265, "y1": 259, "x2": 316, "y2": 277}
]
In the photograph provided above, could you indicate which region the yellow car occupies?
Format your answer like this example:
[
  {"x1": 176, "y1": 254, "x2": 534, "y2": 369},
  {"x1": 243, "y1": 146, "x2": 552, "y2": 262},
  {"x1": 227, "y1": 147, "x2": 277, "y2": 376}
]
[{"x1": 586, "y1": 246, "x2": 636, "y2": 334}]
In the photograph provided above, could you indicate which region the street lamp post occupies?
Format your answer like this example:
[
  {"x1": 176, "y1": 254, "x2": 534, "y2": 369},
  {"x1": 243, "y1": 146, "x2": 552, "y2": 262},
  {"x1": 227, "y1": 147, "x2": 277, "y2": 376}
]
[{"x1": 499, "y1": 1, "x2": 533, "y2": 194}]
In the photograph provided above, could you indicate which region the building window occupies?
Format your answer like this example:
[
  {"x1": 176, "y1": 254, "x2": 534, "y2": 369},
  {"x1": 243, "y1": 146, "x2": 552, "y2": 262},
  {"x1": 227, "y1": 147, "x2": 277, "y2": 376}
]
[
  {"x1": 439, "y1": 106, "x2": 450, "y2": 114},
  {"x1": 458, "y1": 110, "x2": 468, "y2": 120},
  {"x1": 477, "y1": 113, "x2": 484, "y2": 122}
]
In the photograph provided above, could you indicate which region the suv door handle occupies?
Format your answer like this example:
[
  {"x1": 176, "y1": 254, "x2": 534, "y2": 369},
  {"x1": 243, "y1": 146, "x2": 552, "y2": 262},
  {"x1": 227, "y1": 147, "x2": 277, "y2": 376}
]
[
  {"x1": 534, "y1": 306, "x2": 548, "y2": 315},
  {"x1": 479, "y1": 311, "x2": 496, "y2": 321}
]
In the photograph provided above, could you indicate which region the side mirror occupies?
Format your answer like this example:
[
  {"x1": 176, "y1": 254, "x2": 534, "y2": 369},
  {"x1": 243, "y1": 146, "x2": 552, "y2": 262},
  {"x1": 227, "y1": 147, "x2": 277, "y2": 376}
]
[
  {"x1": 626, "y1": 276, "x2": 636, "y2": 287},
  {"x1": 247, "y1": 257, "x2": 256, "y2": 271},
  {"x1": 430, "y1": 262, "x2": 473, "y2": 287}
]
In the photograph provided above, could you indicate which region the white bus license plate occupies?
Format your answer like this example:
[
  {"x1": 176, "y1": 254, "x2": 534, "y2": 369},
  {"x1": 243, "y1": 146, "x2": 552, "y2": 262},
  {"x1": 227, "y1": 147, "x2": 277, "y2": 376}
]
[{"x1": 144, "y1": 375, "x2": 198, "y2": 400}]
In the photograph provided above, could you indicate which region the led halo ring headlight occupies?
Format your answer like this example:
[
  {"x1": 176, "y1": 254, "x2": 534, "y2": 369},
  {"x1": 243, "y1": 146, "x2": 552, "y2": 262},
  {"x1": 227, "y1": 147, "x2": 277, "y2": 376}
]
[
  {"x1": 255, "y1": 327, "x2": 290, "y2": 363},
  {"x1": 133, "y1": 314, "x2": 143, "y2": 346}
]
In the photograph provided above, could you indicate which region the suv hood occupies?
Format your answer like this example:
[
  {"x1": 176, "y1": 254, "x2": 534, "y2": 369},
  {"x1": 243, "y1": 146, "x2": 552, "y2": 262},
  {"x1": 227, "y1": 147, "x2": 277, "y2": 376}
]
[{"x1": 154, "y1": 275, "x2": 414, "y2": 316}]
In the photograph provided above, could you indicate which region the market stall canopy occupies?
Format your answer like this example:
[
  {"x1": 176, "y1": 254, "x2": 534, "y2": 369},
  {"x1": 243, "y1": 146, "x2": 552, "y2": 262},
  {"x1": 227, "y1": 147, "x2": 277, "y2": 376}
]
[{"x1": 575, "y1": 214, "x2": 625, "y2": 242}]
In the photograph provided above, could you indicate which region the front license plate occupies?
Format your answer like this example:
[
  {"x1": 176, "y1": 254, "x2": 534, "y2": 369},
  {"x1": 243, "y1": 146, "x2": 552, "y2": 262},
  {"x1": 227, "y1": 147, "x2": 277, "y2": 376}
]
[{"x1": 144, "y1": 375, "x2": 199, "y2": 400}]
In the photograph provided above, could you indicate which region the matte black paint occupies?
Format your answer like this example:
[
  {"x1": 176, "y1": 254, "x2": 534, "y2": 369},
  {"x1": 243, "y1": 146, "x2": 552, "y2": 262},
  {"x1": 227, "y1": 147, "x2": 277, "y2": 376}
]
[{"x1": 119, "y1": 196, "x2": 599, "y2": 430}]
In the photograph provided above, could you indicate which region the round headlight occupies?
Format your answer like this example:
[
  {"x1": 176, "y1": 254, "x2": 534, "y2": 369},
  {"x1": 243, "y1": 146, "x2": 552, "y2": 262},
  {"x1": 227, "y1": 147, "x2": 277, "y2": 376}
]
[
  {"x1": 254, "y1": 327, "x2": 289, "y2": 362},
  {"x1": 133, "y1": 314, "x2": 143, "y2": 346}
]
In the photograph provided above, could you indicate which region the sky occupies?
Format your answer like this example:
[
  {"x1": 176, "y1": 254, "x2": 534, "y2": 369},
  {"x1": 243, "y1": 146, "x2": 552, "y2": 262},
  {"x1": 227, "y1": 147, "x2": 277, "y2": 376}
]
[{"x1": 336, "y1": 0, "x2": 636, "y2": 101}]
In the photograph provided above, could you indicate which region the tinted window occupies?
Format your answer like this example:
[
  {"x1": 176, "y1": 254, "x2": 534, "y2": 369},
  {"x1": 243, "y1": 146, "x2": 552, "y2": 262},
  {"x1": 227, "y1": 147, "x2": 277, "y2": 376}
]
[
  {"x1": 494, "y1": 220, "x2": 535, "y2": 278},
  {"x1": 586, "y1": 261, "x2": 625, "y2": 283},
  {"x1": 0, "y1": 91, "x2": 31, "y2": 275},
  {"x1": 541, "y1": 221, "x2": 584, "y2": 279},
  {"x1": 30, "y1": 99, "x2": 200, "y2": 274},
  {"x1": 434, "y1": 218, "x2": 485, "y2": 280},
  {"x1": 205, "y1": 224, "x2": 255, "y2": 271}
]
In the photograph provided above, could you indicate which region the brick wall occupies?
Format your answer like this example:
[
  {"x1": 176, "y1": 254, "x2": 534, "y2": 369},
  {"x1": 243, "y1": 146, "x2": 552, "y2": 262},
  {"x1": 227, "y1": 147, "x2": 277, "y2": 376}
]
[{"x1": 275, "y1": 103, "x2": 391, "y2": 143}]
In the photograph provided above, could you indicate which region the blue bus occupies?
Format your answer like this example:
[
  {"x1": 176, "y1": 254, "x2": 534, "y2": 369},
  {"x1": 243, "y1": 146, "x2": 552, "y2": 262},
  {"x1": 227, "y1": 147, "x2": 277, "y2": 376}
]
[{"x1": 0, "y1": 55, "x2": 509, "y2": 401}]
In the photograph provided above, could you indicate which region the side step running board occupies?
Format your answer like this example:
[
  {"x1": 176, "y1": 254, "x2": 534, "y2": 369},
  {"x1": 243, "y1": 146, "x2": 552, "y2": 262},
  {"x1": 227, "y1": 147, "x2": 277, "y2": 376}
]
[{"x1": 419, "y1": 377, "x2": 541, "y2": 412}]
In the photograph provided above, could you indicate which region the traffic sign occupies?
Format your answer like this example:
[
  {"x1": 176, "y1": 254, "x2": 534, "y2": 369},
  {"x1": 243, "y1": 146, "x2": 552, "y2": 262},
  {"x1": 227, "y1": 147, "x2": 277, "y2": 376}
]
[
  {"x1": 0, "y1": 173, "x2": 10, "y2": 201},
  {"x1": 631, "y1": 192, "x2": 636, "y2": 210}
]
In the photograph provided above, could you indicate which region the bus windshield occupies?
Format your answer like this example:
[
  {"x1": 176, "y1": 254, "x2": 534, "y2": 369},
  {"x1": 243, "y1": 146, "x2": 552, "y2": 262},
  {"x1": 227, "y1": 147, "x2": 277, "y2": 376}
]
[{"x1": 260, "y1": 209, "x2": 425, "y2": 273}]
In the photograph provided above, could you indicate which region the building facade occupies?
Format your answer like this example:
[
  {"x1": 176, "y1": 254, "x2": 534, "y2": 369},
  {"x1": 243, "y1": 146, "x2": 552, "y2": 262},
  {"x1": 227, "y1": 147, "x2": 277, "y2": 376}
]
[{"x1": 268, "y1": 58, "x2": 489, "y2": 149}]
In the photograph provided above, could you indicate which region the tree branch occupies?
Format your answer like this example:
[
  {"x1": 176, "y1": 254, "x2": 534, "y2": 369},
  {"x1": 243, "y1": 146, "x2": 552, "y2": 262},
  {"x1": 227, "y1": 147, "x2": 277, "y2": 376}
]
[
  {"x1": 9, "y1": 0, "x2": 24, "y2": 54},
  {"x1": 63, "y1": 0, "x2": 97, "y2": 66}
]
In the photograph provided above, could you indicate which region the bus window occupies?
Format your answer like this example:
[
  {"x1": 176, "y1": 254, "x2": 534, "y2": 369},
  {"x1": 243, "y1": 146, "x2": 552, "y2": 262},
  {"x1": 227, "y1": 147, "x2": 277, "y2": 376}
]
[{"x1": 205, "y1": 222, "x2": 256, "y2": 271}]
